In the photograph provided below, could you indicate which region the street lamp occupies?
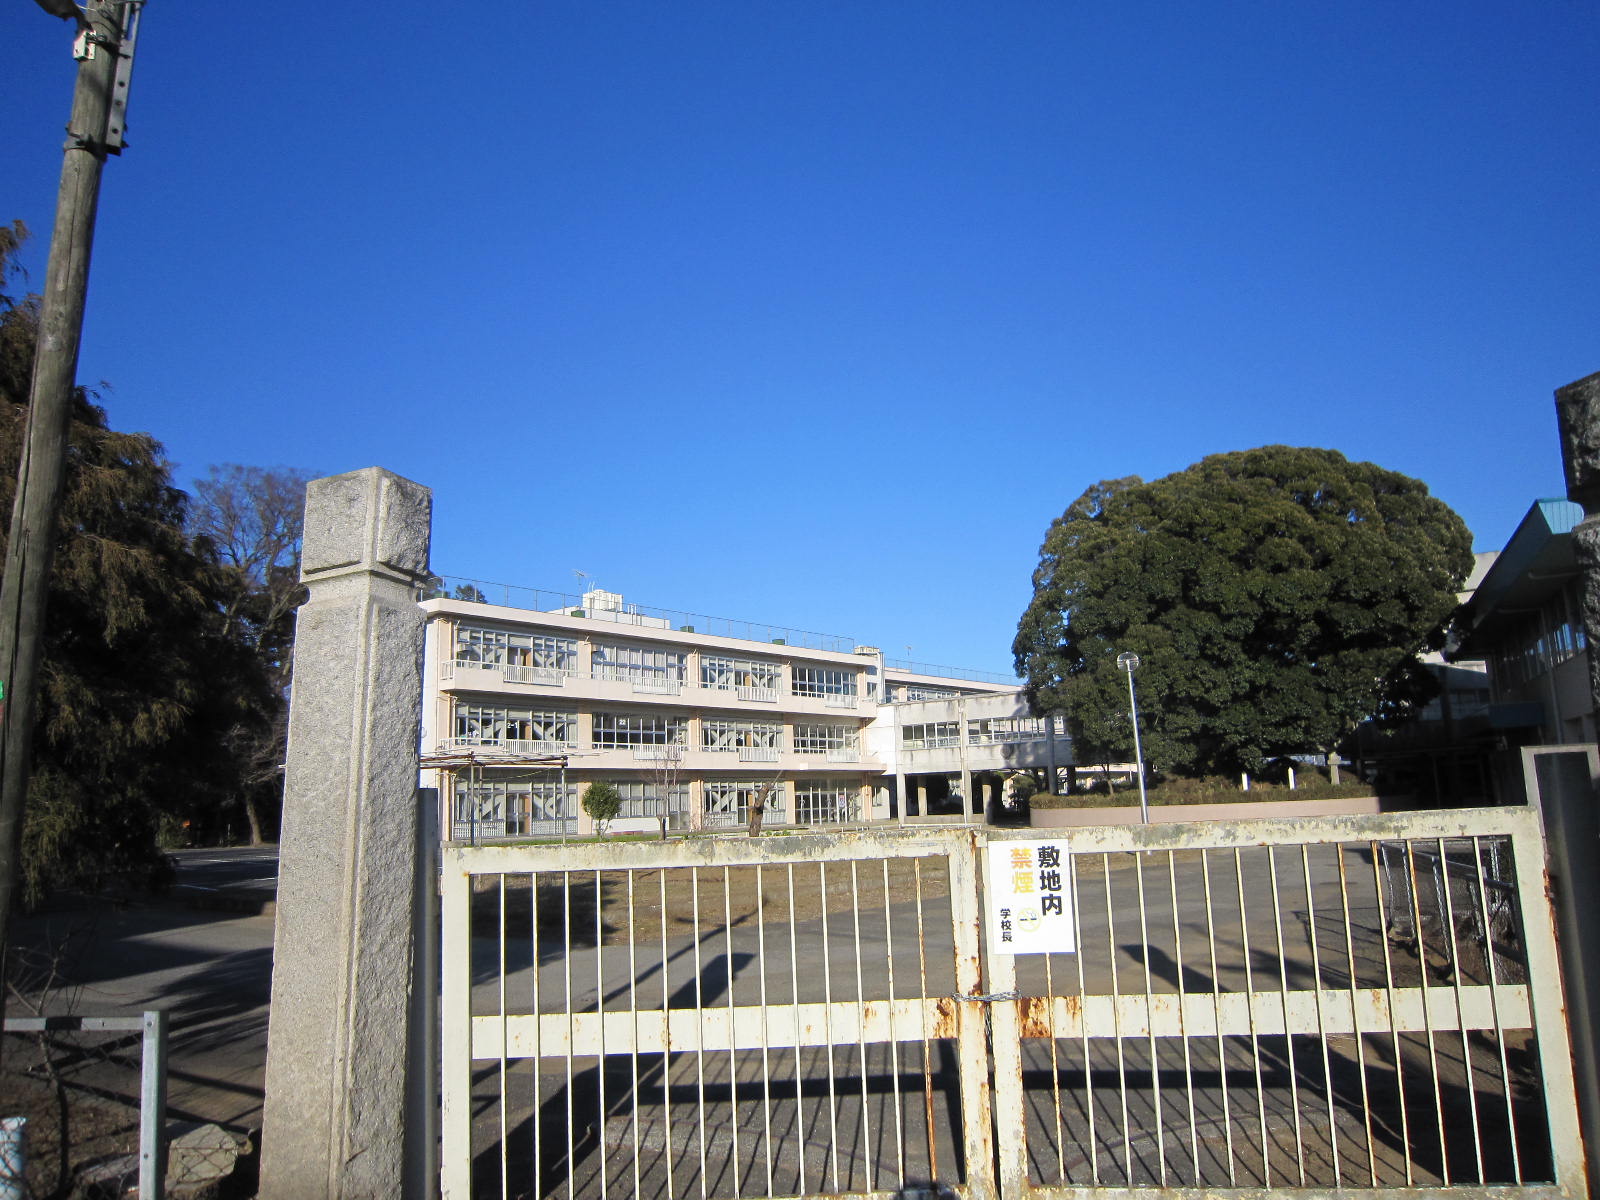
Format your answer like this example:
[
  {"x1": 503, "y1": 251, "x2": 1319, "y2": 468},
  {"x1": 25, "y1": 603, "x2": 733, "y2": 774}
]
[{"x1": 1116, "y1": 651, "x2": 1149, "y2": 824}]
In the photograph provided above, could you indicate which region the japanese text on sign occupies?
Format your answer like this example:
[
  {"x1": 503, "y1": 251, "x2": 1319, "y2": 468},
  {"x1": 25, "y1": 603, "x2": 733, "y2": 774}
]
[{"x1": 985, "y1": 840, "x2": 1076, "y2": 955}]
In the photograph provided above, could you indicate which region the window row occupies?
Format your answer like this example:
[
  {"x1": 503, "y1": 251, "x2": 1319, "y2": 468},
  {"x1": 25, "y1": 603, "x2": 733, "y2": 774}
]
[
  {"x1": 1486, "y1": 582, "x2": 1588, "y2": 692},
  {"x1": 449, "y1": 778, "x2": 859, "y2": 833},
  {"x1": 452, "y1": 627, "x2": 858, "y2": 696},
  {"x1": 901, "y1": 717, "x2": 1052, "y2": 750},
  {"x1": 451, "y1": 706, "x2": 857, "y2": 753},
  {"x1": 454, "y1": 629, "x2": 578, "y2": 673}
]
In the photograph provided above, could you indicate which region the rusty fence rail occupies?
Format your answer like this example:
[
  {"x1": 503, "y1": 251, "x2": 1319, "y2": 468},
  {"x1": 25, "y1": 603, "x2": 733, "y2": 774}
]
[{"x1": 440, "y1": 808, "x2": 1586, "y2": 1200}]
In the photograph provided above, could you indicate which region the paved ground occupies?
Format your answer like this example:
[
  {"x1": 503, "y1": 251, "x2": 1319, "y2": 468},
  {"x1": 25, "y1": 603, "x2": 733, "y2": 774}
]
[{"x1": 5, "y1": 846, "x2": 279, "y2": 1135}]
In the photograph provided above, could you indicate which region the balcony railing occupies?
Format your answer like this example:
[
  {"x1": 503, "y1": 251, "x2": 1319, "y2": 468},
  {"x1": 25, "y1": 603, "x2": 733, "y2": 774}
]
[
  {"x1": 631, "y1": 678, "x2": 682, "y2": 696},
  {"x1": 632, "y1": 746, "x2": 686, "y2": 761},
  {"x1": 444, "y1": 659, "x2": 572, "y2": 687},
  {"x1": 822, "y1": 694, "x2": 858, "y2": 709},
  {"x1": 738, "y1": 747, "x2": 781, "y2": 763},
  {"x1": 503, "y1": 665, "x2": 569, "y2": 686},
  {"x1": 445, "y1": 736, "x2": 575, "y2": 756},
  {"x1": 736, "y1": 685, "x2": 780, "y2": 703},
  {"x1": 824, "y1": 748, "x2": 857, "y2": 763}
]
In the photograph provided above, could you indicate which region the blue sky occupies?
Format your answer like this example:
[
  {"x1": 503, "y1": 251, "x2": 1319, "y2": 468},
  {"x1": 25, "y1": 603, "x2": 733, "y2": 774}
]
[{"x1": 6, "y1": 1, "x2": 1596, "y2": 676}]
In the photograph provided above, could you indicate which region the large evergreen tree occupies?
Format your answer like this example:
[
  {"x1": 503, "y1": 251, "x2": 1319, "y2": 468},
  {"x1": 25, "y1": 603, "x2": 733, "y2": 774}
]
[
  {"x1": 1013, "y1": 447, "x2": 1474, "y2": 777},
  {"x1": 0, "y1": 226, "x2": 259, "y2": 899}
]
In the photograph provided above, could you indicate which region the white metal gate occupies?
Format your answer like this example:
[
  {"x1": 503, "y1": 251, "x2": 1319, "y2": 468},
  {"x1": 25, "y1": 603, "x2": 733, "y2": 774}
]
[
  {"x1": 984, "y1": 807, "x2": 1587, "y2": 1200},
  {"x1": 440, "y1": 807, "x2": 1588, "y2": 1200},
  {"x1": 441, "y1": 829, "x2": 998, "y2": 1199}
]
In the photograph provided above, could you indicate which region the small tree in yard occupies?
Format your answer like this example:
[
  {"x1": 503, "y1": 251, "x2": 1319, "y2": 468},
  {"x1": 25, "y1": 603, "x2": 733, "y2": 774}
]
[{"x1": 581, "y1": 781, "x2": 622, "y2": 836}]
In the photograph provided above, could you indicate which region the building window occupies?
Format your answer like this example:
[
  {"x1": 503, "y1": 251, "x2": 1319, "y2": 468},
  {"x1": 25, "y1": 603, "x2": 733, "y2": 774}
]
[
  {"x1": 792, "y1": 666, "x2": 856, "y2": 697},
  {"x1": 791, "y1": 723, "x2": 857, "y2": 753},
  {"x1": 591, "y1": 711, "x2": 686, "y2": 748},
  {"x1": 452, "y1": 778, "x2": 575, "y2": 837},
  {"x1": 1487, "y1": 581, "x2": 1588, "y2": 694},
  {"x1": 592, "y1": 643, "x2": 686, "y2": 686},
  {"x1": 609, "y1": 781, "x2": 690, "y2": 820},
  {"x1": 703, "y1": 781, "x2": 785, "y2": 827},
  {"x1": 902, "y1": 722, "x2": 960, "y2": 750},
  {"x1": 455, "y1": 626, "x2": 577, "y2": 673},
  {"x1": 902, "y1": 684, "x2": 960, "y2": 702},
  {"x1": 453, "y1": 704, "x2": 575, "y2": 748},
  {"x1": 792, "y1": 781, "x2": 855, "y2": 825},
  {"x1": 968, "y1": 717, "x2": 1045, "y2": 745},
  {"x1": 701, "y1": 719, "x2": 782, "y2": 753},
  {"x1": 701, "y1": 655, "x2": 782, "y2": 693}
]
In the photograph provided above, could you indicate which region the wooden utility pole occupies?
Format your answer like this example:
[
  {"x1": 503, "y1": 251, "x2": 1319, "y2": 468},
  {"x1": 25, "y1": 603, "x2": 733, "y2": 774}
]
[{"x1": 0, "y1": 0, "x2": 141, "y2": 1026}]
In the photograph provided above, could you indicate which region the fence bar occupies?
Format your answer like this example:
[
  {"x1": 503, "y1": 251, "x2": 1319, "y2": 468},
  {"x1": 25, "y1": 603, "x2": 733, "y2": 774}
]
[
  {"x1": 1105, "y1": 853, "x2": 1130, "y2": 1183},
  {"x1": 1335, "y1": 843, "x2": 1378, "y2": 1186},
  {"x1": 755, "y1": 865, "x2": 774, "y2": 1199},
  {"x1": 1472, "y1": 836, "x2": 1523, "y2": 1184},
  {"x1": 1267, "y1": 844, "x2": 1307, "y2": 1185},
  {"x1": 818, "y1": 861, "x2": 840, "y2": 1193},
  {"x1": 1234, "y1": 847, "x2": 1271, "y2": 1185},
  {"x1": 1301, "y1": 844, "x2": 1341, "y2": 1187},
  {"x1": 1199, "y1": 849, "x2": 1235, "y2": 1186},
  {"x1": 914, "y1": 858, "x2": 938, "y2": 1183},
  {"x1": 497, "y1": 877, "x2": 509, "y2": 1199},
  {"x1": 1406, "y1": 841, "x2": 1452, "y2": 1184},
  {"x1": 848, "y1": 859, "x2": 873, "y2": 1191},
  {"x1": 1438, "y1": 838, "x2": 1487, "y2": 1183},
  {"x1": 1133, "y1": 853, "x2": 1166, "y2": 1185},
  {"x1": 1070, "y1": 855, "x2": 1096, "y2": 1183},
  {"x1": 880, "y1": 859, "x2": 906, "y2": 1186},
  {"x1": 531, "y1": 873, "x2": 544, "y2": 1200},
  {"x1": 1167, "y1": 852, "x2": 1198, "y2": 1183},
  {"x1": 138, "y1": 1009, "x2": 168, "y2": 1200},
  {"x1": 1373, "y1": 841, "x2": 1414, "y2": 1186}
]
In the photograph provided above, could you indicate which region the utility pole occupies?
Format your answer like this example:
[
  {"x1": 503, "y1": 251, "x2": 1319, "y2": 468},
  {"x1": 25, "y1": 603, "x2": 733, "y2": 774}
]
[{"x1": 0, "y1": 0, "x2": 142, "y2": 1034}]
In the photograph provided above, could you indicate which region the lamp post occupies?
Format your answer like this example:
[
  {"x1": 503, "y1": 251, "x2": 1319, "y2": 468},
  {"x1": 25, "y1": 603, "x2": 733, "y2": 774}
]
[{"x1": 1116, "y1": 651, "x2": 1149, "y2": 824}]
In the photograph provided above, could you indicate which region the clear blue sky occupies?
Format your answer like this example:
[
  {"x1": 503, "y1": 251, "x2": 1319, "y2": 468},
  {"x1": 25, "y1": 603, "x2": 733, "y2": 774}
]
[{"x1": 6, "y1": 1, "x2": 1596, "y2": 676}]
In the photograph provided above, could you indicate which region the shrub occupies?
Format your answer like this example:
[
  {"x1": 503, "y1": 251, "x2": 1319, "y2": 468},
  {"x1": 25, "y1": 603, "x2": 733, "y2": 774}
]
[{"x1": 581, "y1": 781, "x2": 622, "y2": 832}]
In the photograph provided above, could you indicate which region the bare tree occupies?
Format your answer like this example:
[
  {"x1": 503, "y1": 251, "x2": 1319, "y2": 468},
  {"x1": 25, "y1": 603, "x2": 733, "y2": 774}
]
[
  {"x1": 746, "y1": 768, "x2": 783, "y2": 839},
  {"x1": 648, "y1": 742, "x2": 684, "y2": 840},
  {"x1": 188, "y1": 465, "x2": 314, "y2": 843},
  {"x1": 190, "y1": 465, "x2": 312, "y2": 645}
]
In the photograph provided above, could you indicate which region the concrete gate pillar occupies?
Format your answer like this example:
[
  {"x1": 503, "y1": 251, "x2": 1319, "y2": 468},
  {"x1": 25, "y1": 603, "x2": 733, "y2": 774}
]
[
  {"x1": 1558, "y1": 371, "x2": 1600, "y2": 719},
  {"x1": 259, "y1": 468, "x2": 433, "y2": 1200},
  {"x1": 1551, "y1": 372, "x2": 1600, "y2": 1190}
]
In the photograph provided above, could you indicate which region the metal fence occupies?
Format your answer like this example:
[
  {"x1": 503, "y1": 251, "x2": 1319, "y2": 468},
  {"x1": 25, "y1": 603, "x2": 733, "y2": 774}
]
[{"x1": 440, "y1": 807, "x2": 1587, "y2": 1200}]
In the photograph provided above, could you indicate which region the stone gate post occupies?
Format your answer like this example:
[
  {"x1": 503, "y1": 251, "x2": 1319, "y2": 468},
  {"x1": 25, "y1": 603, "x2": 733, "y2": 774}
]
[
  {"x1": 1550, "y1": 372, "x2": 1600, "y2": 1191},
  {"x1": 259, "y1": 468, "x2": 433, "y2": 1200}
]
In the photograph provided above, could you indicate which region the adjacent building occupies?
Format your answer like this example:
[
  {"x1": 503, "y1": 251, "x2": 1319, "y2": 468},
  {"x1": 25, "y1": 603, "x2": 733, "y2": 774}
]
[
  {"x1": 1445, "y1": 498, "x2": 1593, "y2": 801},
  {"x1": 420, "y1": 586, "x2": 1039, "y2": 838}
]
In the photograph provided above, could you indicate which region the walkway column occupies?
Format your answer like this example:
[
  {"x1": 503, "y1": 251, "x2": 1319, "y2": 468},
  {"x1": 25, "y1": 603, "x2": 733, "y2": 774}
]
[{"x1": 260, "y1": 468, "x2": 433, "y2": 1200}]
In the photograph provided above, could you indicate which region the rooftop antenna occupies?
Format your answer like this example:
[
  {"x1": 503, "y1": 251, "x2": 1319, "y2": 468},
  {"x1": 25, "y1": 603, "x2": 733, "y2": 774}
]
[{"x1": 572, "y1": 568, "x2": 593, "y2": 594}]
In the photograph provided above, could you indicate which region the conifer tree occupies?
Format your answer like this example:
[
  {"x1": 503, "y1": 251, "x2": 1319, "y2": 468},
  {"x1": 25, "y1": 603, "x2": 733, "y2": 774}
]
[{"x1": 0, "y1": 226, "x2": 259, "y2": 900}]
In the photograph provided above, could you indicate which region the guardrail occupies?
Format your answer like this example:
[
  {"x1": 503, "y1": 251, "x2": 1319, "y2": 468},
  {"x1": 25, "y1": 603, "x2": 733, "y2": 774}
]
[{"x1": 2, "y1": 1010, "x2": 167, "y2": 1200}]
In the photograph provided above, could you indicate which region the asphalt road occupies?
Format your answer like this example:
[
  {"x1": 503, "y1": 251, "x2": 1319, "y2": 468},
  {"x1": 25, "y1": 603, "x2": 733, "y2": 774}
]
[{"x1": 7, "y1": 845, "x2": 280, "y2": 1133}]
